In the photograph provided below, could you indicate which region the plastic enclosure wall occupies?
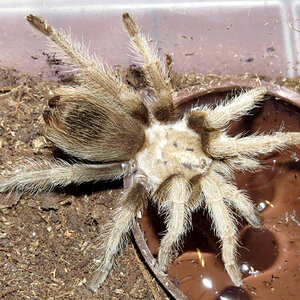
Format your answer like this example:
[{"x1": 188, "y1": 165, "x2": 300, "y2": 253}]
[{"x1": 1, "y1": 0, "x2": 300, "y2": 79}]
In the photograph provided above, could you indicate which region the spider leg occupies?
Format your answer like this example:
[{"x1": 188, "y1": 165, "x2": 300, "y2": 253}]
[
  {"x1": 26, "y1": 14, "x2": 148, "y2": 124},
  {"x1": 207, "y1": 132, "x2": 300, "y2": 158},
  {"x1": 90, "y1": 182, "x2": 148, "y2": 292},
  {"x1": 201, "y1": 170, "x2": 242, "y2": 286},
  {"x1": 154, "y1": 175, "x2": 192, "y2": 270},
  {"x1": 0, "y1": 160, "x2": 132, "y2": 195},
  {"x1": 188, "y1": 174, "x2": 203, "y2": 210},
  {"x1": 187, "y1": 87, "x2": 267, "y2": 130},
  {"x1": 210, "y1": 157, "x2": 261, "y2": 179},
  {"x1": 211, "y1": 169, "x2": 261, "y2": 227},
  {"x1": 122, "y1": 13, "x2": 176, "y2": 122},
  {"x1": 224, "y1": 156, "x2": 261, "y2": 173}
]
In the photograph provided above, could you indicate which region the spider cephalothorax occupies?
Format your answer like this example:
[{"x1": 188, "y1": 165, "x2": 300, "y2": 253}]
[{"x1": 1, "y1": 13, "x2": 300, "y2": 293}]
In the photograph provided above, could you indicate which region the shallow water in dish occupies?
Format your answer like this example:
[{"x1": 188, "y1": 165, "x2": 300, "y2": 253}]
[{"x1": 139, "y1": 93, "x2": 300, "y2": 300}]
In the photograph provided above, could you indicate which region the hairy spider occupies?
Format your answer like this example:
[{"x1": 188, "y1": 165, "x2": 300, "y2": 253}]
[{"x1": 1, "y1": 13, "x2": 300, "y2": 293}]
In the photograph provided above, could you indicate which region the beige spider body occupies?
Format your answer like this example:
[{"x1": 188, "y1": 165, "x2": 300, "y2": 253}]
[
  {"x1": 0, "y1": 12, "x2": 300, "y2": 293},
  {"x1": 136, "y1": 120, "x2": 212, "y2": 186}
]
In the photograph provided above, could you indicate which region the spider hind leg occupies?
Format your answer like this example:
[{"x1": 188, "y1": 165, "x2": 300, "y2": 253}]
[
  {"x1": 153, "y1": 175, "x2": 193, "y2": 270},
  {"x1": 201, "y1": 170, "x2": 242, "y2": 286},
  {"x1": 90, "y1": 182, "x2": 148, "y2": 292}
]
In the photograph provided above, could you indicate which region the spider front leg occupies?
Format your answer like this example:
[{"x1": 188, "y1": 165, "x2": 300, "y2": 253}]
[
  {"x1": 188, "y1": 87, "x2": 267, "y2": 130},
  {"x1": 90, "y1": 181, "x2": 148, "y2": 292},
  {"x1": 201, "y1": 170, "x2": 242, "y2": 286},
  {"x1": 153, "y1": 175, "x2": 192, "y2": 270},
  {"x1": 26, "y1": 14, "x2": 148, "y2": 124},
  {"x1": 122, "y1": 13, "x2": 176, "y2": 122}
]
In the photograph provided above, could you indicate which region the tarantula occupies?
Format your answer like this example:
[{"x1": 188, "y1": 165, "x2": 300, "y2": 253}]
[{"x1": 1, "y1": 12, "x2": 300, "y2": 292}]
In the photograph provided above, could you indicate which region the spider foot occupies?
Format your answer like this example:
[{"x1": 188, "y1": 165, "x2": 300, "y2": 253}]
[
  {"x1": 157, "y1": 252, "x2": 171, "y2": 272},
  {"x1": 225, "y1": 262, "x2": 243, "y2": 286},
  {"x1": 90, "y1": 263, "x2": 111, "y2": 293}
]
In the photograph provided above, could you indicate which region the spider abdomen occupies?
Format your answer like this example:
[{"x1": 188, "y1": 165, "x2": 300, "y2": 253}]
[{"x1": 136, "y1": 120, "x2": 212, "y2": 188}]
